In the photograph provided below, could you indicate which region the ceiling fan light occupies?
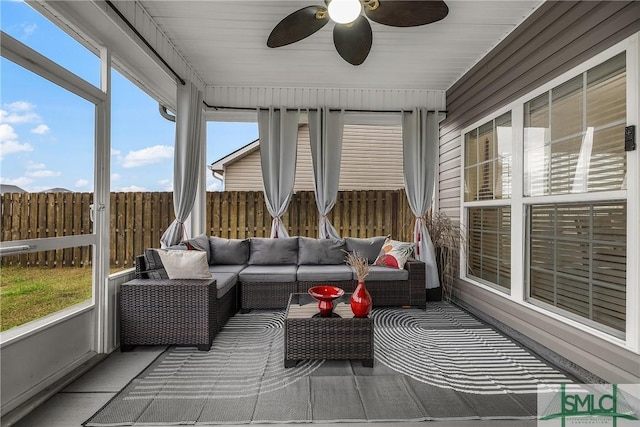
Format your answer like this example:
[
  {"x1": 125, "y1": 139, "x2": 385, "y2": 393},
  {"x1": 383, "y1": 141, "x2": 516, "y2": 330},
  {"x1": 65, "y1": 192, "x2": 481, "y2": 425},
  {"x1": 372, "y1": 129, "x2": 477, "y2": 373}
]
[{"x1": 328, "y1": 0, "x2": 361, "y2": 24}]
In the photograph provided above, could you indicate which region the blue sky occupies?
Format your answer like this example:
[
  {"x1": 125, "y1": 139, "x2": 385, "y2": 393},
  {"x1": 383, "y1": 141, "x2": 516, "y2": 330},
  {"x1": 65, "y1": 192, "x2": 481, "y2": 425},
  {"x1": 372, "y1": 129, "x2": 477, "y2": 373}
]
[{"x1": 0, "y1": 0, "x2": 258, "y2": 192}]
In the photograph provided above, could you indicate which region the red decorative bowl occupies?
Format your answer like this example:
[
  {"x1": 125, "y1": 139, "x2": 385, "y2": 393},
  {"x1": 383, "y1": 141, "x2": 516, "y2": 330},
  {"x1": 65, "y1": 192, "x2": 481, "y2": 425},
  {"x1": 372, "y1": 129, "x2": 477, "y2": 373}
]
[{"x1": 308, "y1": 285, "x2": 345, "y2": 317}]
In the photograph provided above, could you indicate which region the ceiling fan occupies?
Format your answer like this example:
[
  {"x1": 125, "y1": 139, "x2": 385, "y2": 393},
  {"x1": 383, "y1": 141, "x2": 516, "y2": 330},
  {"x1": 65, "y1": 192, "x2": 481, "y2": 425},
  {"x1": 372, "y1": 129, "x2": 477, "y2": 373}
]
[{"x1": 267, "y1": 0, "x2": 449, "y2": 66}]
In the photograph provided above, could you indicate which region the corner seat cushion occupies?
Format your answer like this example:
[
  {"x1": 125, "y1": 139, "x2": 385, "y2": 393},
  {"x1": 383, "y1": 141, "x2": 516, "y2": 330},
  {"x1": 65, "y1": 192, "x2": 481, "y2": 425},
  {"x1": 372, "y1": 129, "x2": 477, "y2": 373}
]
[
  {"x1": 298, "y1": 237, "x2": 346, "y2": 265},
  {"x1": 248, "y1": 237, "x2": 298, "y2": 265},
  {"x1": 357, "y1": 265, "x2": 409, "y2": 281},
  {"x1": 213, "y1": 272, "x2": 238, "y2": 298},
  {"x1": 239, "y1": 265, "x2": 298, "y2": 283},
  {"x1": 209, "y1": 264, "x2": 247, "y2": 274},
  {"x1": 297, "y1": 265, "x2": 353, "y2": 282}
]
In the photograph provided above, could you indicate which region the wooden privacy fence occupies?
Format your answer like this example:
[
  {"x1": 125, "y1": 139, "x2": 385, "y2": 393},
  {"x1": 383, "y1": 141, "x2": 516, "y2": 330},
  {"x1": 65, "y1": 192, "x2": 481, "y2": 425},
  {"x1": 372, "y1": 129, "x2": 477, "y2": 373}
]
[{"x1": 1, "y1": 190, "x2": 413, "y2": 268}]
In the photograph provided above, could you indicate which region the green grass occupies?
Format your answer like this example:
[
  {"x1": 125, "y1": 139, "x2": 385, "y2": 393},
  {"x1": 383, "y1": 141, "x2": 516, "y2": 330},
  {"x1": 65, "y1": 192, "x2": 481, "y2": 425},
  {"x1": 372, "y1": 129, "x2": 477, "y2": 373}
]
[{"x1": 0, "y1": 266, "x2": 93, "y2": 332}]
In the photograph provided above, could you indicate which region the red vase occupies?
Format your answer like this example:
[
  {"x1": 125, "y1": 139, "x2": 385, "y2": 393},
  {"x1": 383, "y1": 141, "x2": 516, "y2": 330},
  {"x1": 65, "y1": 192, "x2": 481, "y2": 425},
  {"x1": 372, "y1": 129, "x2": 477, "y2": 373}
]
[{"x1": 350, "y1": 281, "x2": 372, "y2": 318}]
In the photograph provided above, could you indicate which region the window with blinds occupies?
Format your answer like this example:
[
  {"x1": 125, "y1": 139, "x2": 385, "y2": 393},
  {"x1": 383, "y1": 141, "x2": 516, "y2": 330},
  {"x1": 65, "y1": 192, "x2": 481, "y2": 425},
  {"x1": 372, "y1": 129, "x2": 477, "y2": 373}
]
[
  {"x1": 528, "y1": 203, "x2": 626, "y2": 334},
  {"x1": 467, "y1": 207, "x2": 511, "y2": 290},
  {"x1": 461, "y1": 45, "x2": 631, "y2": 338},
  {"x1": 524, "y1": 53, "x2": 626, "y2": 196},
  {"x1": 523, "y1": 52, "x2": 628, "y2": 335},
  {"x1": 464, "y1": 112, "x2": 512, "y2": 291},
  {"x1": 464, "y1": 112, "x2": 512, "y2": 202}
]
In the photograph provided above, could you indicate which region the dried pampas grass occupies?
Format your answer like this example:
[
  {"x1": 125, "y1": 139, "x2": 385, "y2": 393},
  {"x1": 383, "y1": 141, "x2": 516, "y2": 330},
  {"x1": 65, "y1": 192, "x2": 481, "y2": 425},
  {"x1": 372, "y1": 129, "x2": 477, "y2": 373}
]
[{"x1": 344, "y1": 250, "x2": 370, "y2": 282}]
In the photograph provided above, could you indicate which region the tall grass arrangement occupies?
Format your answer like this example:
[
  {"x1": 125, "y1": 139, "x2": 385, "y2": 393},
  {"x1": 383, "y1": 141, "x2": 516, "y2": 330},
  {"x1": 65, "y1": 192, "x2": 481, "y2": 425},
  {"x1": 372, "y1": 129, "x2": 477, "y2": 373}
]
[
  {"x1": 425, "y1": 212, "x2": 465, "y2": 302},
  {"x1": 344, "y1": 251, "x2": 370, "y2": 282}
]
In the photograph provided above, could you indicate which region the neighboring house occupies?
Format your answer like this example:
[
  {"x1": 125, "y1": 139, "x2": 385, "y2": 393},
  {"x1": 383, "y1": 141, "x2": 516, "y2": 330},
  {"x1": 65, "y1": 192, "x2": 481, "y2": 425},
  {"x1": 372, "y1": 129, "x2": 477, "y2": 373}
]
[
  {"x1": 0, "y1": 184, "x2": 25, "y2": 195},
  {"x1": 209, "y1": 123, "x2": 405, "y2": 191}
]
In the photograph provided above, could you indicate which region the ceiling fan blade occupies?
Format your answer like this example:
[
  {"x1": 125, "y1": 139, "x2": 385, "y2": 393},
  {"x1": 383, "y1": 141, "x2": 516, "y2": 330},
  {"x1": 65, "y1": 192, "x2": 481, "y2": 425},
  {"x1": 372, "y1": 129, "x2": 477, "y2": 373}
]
[
  {"x1": 267, "y1": 5, "x2": 329, "y2": 48},
  {"x1": 365, "y1": 0, "x2": 449, "y2": 27},
  {"x1": 333, "y1": 16, "x2": 372, "y2": 66}
]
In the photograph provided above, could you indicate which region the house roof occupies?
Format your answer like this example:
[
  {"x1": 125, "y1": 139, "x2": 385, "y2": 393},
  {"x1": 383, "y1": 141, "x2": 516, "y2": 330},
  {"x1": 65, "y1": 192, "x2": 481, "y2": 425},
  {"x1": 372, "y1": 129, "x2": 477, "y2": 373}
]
[
  {"x1": 0, "y1": 184, "x2": 25, "y2": 194},
  {"x1": 209, "y1": 138, "x2": 260, "y2": 174}
]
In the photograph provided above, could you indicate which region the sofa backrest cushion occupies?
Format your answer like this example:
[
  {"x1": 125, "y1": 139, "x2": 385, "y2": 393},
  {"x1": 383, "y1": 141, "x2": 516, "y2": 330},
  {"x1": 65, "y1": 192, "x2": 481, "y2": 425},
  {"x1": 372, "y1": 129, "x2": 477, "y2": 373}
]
[
  {"x1": 298, "y1": 237, "x2": 347, "y2": 265},
  {"x1": 182, "y1": 234, "x2": 211, "y2": 264},
  {"x1": 209, "y1": 237, "x2": 250, "y2": 265},
  {"x1": 248, "y1": 237, "x2": 298, "y2": 265},
  {"x1": 345, "y1": 236, "x2": 388, "y2": 263}
]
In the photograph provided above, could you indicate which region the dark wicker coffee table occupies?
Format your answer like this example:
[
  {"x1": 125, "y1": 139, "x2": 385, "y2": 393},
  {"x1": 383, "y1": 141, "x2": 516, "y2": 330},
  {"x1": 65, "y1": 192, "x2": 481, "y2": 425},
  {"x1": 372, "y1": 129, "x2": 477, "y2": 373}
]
[{"x1": 284, "y1": 292, "x2": 374, "y2": 368}]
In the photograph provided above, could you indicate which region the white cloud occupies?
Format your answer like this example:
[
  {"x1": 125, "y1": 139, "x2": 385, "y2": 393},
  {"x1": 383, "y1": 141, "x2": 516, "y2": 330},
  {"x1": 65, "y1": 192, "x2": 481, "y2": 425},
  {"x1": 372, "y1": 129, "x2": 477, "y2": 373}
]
[
  {"x1": 118, "y1": 185, "x2": 147, "y2": 192},
  {"x1": 0, "y1": 123, "x2": 18, "y2": 141},
  {"x1": 207, "y1": 181, "x2": 221, "y2": 191},
  {"x1": 157, "y1": 179, "x2": 173, "y2": 191},
  {"x1": 0, "y1": 176, "x2": 33, "y2": 187},
  {"x1": 25, "y1": 160, "x2": 46, "y2": 169},
  {"x1": 0, "y1": 101, "x2": 40, "y2": 124},
  {"x1": 6, "y1": 101, "x2": 33, "y2": 112},
  {"x1": 121, "y1": 145, "x2": 173, "y2": 168},
  {"x1": 26, "y1": 170, "x2": 62, "y2": 178},
  {"x1": 75, "y1": 179, "x2": 89, "y2": 188},
  {"x1": 20, "y1": 23, "x2": 38, "y2": 38},
  {"x1": 111, "y1": 173, "x2": 121, "y2": 181},
  {"x1": 111, "y1": 148, "x2": 121, "y2": 156},
  {"x1": 0, "y1": 124, "x2": 32, "y2": 159},
  {"x1": 31, "y1": 124, "x2": 50, "y2": 135}
]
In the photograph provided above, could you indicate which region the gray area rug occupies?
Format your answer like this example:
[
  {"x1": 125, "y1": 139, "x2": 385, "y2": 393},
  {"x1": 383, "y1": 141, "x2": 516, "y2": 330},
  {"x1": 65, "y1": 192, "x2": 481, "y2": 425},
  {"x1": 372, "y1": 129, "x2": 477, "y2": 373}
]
[{"x1": 85, "y1": 303, "x2": 574, "y2": 426}]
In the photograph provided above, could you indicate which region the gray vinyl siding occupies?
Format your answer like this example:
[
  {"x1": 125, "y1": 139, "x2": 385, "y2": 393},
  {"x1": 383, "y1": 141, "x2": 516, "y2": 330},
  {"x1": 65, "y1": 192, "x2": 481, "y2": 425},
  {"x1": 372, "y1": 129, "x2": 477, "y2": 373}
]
[
  {"x1": 441, "y1": 1, "x2": 640, "y2": 385},
  {"x1": 223, "y1": 124, "x2": 404, "y2": 191},
  {"x1": 438, "y1": 0, "x2": 640, "y2": 220}
]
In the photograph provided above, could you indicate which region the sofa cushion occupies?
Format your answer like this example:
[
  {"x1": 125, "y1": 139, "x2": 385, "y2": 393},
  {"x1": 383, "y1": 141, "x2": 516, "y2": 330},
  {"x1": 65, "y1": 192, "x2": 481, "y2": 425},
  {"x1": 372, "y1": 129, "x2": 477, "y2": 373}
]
[
  {"x1": 345, "y1": 236, "x2": 388, "y2": 263},
  {"x1": 209, "y1": 237, "x2": 250, "y2": 265},
  {"x1": 182, "y1": 234, "x2": 211, "y2": 264},
  {"x1": 373, "y1": 238, "x2": 415, "y2": 270},
  {"x1": 296, "y1": 265, "x2": 353, "y2": 282},
  {"x1": 248, "y1": 237, "x2": 298, "y2": 265},
  {"x1": 239, "y1": 265, "x2": 298, "y2": 283},
  {"x1": 213, "y1": 272, "x2": 238, "y2": 298},
  {"x1": 143, "y1": 248, "x2": 169, "y2": 279},
  {"x1": 209, "y1": 264, "x2": 247, "y2": 274},
  {"x1": 157, "y1": 249, "x2": 212, "y2": 280},
  {"x1": 357, "y1": 265, "x2": 409, "y2": 281},
  {"x1": 298, "y1": 237, "x2": 347, "y2": 265}
]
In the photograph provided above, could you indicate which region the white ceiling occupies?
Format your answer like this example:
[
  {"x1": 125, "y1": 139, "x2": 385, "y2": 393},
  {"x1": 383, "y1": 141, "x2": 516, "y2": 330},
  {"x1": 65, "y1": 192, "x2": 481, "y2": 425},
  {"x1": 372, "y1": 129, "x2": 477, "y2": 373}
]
[
  {"x1": 32, "y1": 0, "x2": 542, "y2": 110},
  {"x1": 138, "y1": 0, "x2": 542, "y2": 91}
]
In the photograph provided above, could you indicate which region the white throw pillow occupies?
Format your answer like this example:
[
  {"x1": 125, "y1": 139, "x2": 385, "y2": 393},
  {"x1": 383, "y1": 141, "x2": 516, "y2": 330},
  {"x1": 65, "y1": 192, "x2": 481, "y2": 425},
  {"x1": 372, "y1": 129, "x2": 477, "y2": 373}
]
[{"x1": 157, "y1": 249, "x2": 212, "y2": 280}]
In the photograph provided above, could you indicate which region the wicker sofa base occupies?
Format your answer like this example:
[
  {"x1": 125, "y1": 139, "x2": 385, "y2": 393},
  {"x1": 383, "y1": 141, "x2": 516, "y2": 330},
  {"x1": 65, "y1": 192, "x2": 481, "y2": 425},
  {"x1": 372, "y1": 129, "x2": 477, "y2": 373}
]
[
  {"x1": 119, "y1": 278, "x2": 237, "y2": 351},
  {"x1": 242, "y1": 259, "x2": 429, "y2": 311}
]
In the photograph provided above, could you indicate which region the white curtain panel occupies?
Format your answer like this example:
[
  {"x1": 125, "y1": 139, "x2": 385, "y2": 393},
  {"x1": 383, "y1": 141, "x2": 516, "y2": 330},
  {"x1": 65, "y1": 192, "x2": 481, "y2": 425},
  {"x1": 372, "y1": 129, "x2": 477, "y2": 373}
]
[
  {"x1": 258, "y1": 107, "x2": 300, "y2": 238},
  {"x1": 308, "y1": 108, "x2": 344, "y2": 239},
  {"x1": 402, "y1": 108, "x2": 440, "y2": 289},
  {"x1": 160, "y1": 80, "x2": 204, "y2": 248}
]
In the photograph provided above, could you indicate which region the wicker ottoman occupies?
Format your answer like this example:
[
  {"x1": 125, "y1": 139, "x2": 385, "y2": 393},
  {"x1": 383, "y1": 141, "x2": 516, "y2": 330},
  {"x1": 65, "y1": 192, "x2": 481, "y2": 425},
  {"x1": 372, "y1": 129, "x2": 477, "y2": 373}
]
[
  {"x1": 284, "y1": 293, "x2": 374, "y2": 368},
  {"x1": 119, "y1": 278, "x2": 217, "y2": 351}
]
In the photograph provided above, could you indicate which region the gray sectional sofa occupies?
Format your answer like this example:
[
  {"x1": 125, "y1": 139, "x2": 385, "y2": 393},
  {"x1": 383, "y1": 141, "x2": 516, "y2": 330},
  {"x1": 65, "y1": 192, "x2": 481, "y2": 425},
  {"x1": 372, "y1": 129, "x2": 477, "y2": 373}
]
[{"x1": 134, "y1": 234, "x2": 428, "y2": 329}]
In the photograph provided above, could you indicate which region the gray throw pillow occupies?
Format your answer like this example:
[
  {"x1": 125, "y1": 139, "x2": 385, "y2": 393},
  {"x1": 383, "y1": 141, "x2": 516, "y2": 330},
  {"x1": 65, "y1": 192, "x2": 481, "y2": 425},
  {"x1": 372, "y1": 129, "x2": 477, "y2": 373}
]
[
  {"x1": 345, "y1": 236, "x2": 388, "y2": 263},
  {"x1": 248, "y1": 237, "x2": 298, "y2": 265},
  {"x1": 209, "y1": 236, "x2": 250, "y2": 265},
  {"x1": 182, "y1": 234, "x2": 211, "y2": 264},
  {"x1": 298, "y1": 237, "x2": 347, "y2": 265},
  {"x1": 143, "y1": 248, "x2": 169, "y2": 279}
]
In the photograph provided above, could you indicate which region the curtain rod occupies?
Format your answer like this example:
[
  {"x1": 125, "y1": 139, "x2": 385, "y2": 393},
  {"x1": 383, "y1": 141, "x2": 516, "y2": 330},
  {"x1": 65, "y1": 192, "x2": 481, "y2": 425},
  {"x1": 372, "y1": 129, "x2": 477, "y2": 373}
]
[
  {"x1": 203, "y1": 102, "x2": 446, "y2": 114},
  {"x1": 105, "y1": 0, "x2": 185, "y2": 86}
]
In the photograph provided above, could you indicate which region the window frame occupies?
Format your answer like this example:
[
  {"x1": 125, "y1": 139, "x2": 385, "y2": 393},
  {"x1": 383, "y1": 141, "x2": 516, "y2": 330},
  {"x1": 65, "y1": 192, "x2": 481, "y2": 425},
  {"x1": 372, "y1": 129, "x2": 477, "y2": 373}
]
[
  {"x1": 458, "y1": 34, "x2": 639, "y2": 350},
  {"x1": 0, "y1": 30, "x2": 111, "y2": 351}
]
